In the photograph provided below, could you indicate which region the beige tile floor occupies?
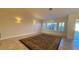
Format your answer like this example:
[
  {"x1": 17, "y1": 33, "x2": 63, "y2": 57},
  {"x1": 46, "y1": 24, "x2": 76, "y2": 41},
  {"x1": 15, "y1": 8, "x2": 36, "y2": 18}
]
[
  {"x1": 0, "y1": 33, "x2": 39, "y2": 50},
  {"x1": 0, "y1": 38, "x2": 75, "y2": 50},
  {"x1": 59, "y1": 39, "x2": 73, "y2": 50},
  {"x1": 0, "y1": 39, "x2": 29, "y2": 50}
]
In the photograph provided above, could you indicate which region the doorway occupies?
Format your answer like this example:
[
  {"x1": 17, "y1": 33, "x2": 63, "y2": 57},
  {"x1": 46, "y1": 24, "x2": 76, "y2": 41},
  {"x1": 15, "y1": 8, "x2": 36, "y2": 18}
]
[{"x1": 73, "y1": 19, "x2": 79, "y2": 49}]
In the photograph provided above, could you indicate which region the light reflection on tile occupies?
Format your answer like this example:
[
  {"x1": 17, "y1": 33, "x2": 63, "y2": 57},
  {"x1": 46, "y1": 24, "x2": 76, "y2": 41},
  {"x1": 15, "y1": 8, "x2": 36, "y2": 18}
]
[
  {"x1": 59, "y1": 31, "x2": 79, "y2": 50},
  {"x1": 60, "y1": 38, "x2": 64, "y2": 47}
]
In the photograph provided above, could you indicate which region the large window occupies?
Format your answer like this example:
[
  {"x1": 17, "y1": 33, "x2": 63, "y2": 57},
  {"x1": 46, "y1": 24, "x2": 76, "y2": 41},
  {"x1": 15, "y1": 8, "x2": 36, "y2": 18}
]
[
  {"x1": 58, "y1": 22, "x2": 65, "y2": 32},
  {"x1": 75, "y1": 22, "x2": 79, "y2": 32},
  {"x1": 42, "y1": 22, "x2": 65, "y2": 32},
  {"x1": 47, "y1": 23, "x2": 57, "y2": 31}
]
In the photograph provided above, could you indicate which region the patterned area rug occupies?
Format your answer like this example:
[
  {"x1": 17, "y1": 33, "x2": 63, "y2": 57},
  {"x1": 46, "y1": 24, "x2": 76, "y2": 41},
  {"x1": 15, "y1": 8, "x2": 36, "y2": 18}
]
[{"x1": 20, "y1": 33, "x2": 61, "y2": 50}]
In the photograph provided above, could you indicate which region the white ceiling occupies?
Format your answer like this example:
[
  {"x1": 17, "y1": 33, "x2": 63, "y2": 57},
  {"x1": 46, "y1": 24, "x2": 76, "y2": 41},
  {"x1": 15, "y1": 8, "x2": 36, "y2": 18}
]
[
  {"x1": 0, "y1": 8, "x2": 79, "y2": 20},
  {"x1": 27, "y1": 8, "x2": 79, "y2": 20}
]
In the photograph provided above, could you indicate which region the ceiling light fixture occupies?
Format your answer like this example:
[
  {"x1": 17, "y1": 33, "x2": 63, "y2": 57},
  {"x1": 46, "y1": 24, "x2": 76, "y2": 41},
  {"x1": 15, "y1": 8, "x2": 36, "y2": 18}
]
[{"x1": 49, "y1": 8, "x2": 53, "y2": 11}]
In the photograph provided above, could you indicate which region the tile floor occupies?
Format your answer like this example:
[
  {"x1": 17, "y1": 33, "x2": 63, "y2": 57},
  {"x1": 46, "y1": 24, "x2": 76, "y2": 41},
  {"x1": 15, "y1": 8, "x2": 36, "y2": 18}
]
[
  {"x1": 0, "y1": 39, "x2": 29, "y2": 50},
  {"x1": 59, "y1": 31, "x2": 79, "y2": 50},
  {"x1": 0, "y1": 32, "x2": 79, "y2": 50}
]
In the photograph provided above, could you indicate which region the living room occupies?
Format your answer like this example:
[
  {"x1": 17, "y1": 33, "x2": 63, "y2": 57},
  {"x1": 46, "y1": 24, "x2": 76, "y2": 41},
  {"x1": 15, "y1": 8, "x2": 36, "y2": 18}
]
[{"x1": 0, "y1": 8, "x2": 79, "y2": 50}]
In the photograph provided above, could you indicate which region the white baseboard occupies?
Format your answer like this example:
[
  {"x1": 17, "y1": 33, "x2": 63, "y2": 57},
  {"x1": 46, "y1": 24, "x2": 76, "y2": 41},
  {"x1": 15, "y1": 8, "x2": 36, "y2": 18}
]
[
  {"x1": 67, "y1": 36, "x2": 73, "y2": 40},
  {"x1": 1, "y1": 32, "x2": 40, "y2": 40}
]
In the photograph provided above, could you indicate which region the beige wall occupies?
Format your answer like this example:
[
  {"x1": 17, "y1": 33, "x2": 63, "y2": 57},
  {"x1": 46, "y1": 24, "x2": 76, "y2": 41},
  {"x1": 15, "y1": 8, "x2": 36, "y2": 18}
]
[
  {"x1": 0, "y1": 11, "x2": 41, "y2": 40},
  {"x1": 1, "y1": 9, "x2": 79, "y2": 40},
  {"x1": 66, "y1": 11, "x2": 79, "y2": 39}
]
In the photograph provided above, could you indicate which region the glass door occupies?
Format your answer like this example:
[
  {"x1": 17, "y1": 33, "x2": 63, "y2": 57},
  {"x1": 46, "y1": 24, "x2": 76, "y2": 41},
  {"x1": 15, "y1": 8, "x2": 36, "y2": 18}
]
[
  {"x1": 41, "y1": 21, "x2": 65, "y2": 32},
  {"x1": 58, "y1": 22, "x2": 65, "y2": 32},
  {"x1": 73, "y1": 21, "x2": 79, "y2": 49}
]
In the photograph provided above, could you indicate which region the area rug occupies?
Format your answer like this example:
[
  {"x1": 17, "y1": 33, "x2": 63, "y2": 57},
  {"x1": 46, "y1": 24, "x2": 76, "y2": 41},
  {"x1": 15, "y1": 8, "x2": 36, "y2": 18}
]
[{"x1": 19, "y1": 33, "x2": 61, "y2": 50}]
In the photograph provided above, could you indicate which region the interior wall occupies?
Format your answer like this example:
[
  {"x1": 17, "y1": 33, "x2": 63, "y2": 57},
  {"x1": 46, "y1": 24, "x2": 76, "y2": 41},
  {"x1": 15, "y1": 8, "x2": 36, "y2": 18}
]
[
  {"x1": 0, "y1": 12, "x2": 41, "y2": 40},
  {"x1": 66, "y1": 11, "x2": 79, "y2": 39}
]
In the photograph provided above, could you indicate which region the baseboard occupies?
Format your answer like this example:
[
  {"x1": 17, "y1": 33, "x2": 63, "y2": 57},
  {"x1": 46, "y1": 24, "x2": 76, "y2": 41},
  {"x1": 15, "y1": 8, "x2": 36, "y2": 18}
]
[
  {"x1": 66, "y1": 36, "x2": 73, "y2": 40},
  {"x1": 42, "y1": 31, "x2": 64, "y2": 37},
  {"x1": 1, "y1": 32, "x2": 40, "y2": 40}
]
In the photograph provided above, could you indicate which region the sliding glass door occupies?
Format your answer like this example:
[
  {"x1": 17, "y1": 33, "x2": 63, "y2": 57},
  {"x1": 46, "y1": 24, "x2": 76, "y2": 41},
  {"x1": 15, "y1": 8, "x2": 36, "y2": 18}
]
[
  {"x1": 58, "y1": 22, "x2": 65, "y2": 32},
  {"x1": 41, "y1": 21, "x2": 65, "y2": 32},
  {"x1": 73, "y1": 21, "x2": 79, "y2": 49}
]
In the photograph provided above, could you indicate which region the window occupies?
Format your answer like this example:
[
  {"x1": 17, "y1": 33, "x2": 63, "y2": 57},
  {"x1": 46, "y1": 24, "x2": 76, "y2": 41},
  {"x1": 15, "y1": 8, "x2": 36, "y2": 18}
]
[
  {"x1": 75, "y1": 22, "x2": 79, "y2": 31},
  {"x1": 47, "y1": 23, "x2": 57, "y2": 31},
  {"x1": 42, "y1": 23, "x2": 47, "y2": 30},
  {"x1": 41, "y1": 21, "x2": 65, "y2": 32},
  {"x1": 58, "y1": 22, "x2": 64, "y2": 32}
]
